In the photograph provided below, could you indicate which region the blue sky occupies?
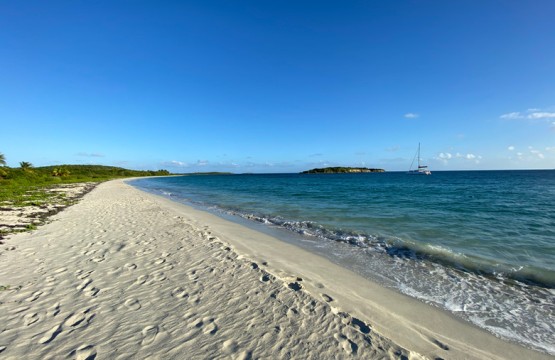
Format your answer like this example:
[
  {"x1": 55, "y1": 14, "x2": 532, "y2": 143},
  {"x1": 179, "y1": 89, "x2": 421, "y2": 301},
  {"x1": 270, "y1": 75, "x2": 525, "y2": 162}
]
[{"x1": 1, "y1": 1, "x2": 554, "y2": 172}]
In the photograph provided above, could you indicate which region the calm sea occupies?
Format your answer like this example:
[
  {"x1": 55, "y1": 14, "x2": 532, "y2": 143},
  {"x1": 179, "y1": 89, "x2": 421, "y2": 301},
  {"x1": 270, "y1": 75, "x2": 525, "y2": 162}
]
[{"x1": 130, "y1": 170, "x2": 555, "y2": 354}]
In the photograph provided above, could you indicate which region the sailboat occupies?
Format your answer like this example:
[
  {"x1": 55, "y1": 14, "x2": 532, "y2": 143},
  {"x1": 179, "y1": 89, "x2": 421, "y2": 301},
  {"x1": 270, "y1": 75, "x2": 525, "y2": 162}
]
[{"x1": 408, "y1": 143, "x2": 431, "y2": 175}]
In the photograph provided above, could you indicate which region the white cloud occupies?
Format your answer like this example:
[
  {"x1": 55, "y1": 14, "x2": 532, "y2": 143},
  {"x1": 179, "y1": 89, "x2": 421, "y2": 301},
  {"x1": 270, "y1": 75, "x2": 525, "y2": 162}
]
[
  {"x1": 437, "y1": 151, "x2": 481, "y2": 164},
  {"x1": 527, "y1": 112, "x2": 555, "y2": 119},
  {"x1": 77, "y1": 152, "x2": 105, "y2": 157},
  {"x1": 500, "y1": 112, "x2": 523, "y2": 119},
  {"x1": 197, "y1": 160, "x2": 209, "y2": 166},
  {"x1": 527, "y1": 108, "x2": 541, "y2": 112},
  {"x1": 529, "y1": 149, "x2": 544, "y2": 159},
  {"x1": 161, "y1": 160, "x2": 187, "y2": 167},
  {"x1": 508, "y1": 145, "x2": 515, "y2": 151},
  {"x1": 404, "y1": 113, "x2": 419, "y2": 119}
]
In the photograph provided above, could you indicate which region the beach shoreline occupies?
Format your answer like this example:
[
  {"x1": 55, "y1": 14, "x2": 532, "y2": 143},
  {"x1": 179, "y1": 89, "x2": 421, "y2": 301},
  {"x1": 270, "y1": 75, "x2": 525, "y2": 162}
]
[{"x1": 0, "y1": 179, "x2": 550, "y2": 359}]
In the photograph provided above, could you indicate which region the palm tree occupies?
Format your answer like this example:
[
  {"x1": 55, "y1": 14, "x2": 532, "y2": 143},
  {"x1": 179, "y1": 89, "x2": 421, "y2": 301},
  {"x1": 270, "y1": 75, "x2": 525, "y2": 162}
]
[
  {"x1": 20, "y1": 161, "x2": 33, "y2": 170},
  {"x1": 0, "y1": 153, "x2": 6, "y2": 167}
]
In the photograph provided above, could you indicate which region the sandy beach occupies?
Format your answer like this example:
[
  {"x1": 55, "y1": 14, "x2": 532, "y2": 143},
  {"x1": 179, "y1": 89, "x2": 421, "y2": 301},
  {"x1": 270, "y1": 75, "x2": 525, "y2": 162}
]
[{"x1": 0, "y1": 179, "x2": 551, "y2": 359}]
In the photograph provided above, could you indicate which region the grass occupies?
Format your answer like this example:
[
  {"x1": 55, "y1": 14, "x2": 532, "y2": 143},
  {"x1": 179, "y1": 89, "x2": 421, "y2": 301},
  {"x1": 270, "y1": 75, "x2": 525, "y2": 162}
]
[
  {"x1": 0, "y1": 165, "x2": 171, "y2": 239},
  {"x1": 0, "y1": 165, "x2": 169, "y2": 206}
]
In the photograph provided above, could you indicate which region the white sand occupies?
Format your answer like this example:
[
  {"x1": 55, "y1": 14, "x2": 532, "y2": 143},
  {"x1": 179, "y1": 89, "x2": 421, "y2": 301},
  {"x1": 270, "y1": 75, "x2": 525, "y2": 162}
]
[{"x1": 0, "y1": 179, "x2": 550, "y2": 359}]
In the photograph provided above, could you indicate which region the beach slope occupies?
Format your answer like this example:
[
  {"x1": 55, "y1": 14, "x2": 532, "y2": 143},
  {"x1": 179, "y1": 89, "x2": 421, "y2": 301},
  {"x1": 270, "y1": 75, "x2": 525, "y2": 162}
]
[{"x1": 0, "y1": 180, "x2": 549, "y2": 359}]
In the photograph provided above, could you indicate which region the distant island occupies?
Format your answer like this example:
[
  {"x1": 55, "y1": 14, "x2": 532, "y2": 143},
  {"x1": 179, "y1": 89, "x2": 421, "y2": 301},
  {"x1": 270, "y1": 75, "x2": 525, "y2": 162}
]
[{"x1": 301, "y1": 167, "x2": 385, "y2": 174}]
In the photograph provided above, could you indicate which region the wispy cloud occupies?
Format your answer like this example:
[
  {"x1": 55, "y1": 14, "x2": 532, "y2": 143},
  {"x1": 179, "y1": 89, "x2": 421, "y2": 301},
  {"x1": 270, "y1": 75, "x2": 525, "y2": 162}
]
[
  {"x1": 161, "y1": 160, "x2": 187, "y2": 167},
  {"x1": 77, "y1": 152, "x2": 105, "y2": 157},
  {"x1": 527, "y1": 112, "x2": 555, "y2": 119},
  {"x1": 529, "y1": 147, "x2": 544, "y2": 159},
  {"x1": 404, "y1": 113, "x2": 419, "y2": 119},
  {"x1": 197, "y1": 160, "x2": 209, "y2": 166},
  {"x1": 500, "y1": 108, "x2": 555, "y2": 121},
  {"x1": 500, "y1": 112, "x2": 524, "y2": 119},
  {"x1": 510, "y1": 146, "x2": 546, "y2": 162},
  {"x1": 500, "y1": 108, "x2": 555, "y2": 134},
  {"x1": 309, "y1": 153, "x2": 323, "y2": 157},
  {"x1": 507, "y1": 145, "x2": 515, "y2": 151}
]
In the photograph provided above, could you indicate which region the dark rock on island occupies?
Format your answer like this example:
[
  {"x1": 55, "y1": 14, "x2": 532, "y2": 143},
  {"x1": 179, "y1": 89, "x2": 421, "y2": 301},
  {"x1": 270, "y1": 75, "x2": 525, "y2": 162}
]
[{"x1": 301, "y1": 167, "x2": 385, "y2": 174}]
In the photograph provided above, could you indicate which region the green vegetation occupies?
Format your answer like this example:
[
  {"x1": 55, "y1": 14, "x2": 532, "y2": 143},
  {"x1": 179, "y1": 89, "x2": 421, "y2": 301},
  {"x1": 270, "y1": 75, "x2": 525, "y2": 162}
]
[
  {"x1": 19, "y1": 161, "x2": 33, "y2": 170},
  {"x1": 0, "y1": 164, "x2": 170, "y2": 206},
  {"x1": 301, "y1": 167, "x2": 385, "y2": 174}
]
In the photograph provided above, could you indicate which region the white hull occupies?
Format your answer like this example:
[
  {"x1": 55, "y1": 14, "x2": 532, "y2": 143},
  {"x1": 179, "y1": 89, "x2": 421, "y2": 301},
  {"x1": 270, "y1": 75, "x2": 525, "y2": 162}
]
[{"x1": 408, "y1": 169, "x2": 431, "y2": 175}]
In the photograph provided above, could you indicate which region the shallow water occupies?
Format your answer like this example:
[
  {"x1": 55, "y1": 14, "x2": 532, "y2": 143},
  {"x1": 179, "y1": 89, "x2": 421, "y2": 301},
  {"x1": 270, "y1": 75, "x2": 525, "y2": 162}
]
[{"x1": 131, "y1": 170, "x2": 555, "y2": 354}]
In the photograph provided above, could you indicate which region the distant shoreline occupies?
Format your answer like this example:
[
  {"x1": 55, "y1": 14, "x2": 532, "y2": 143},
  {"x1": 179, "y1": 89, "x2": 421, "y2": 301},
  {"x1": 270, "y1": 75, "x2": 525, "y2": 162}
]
[{"x1": 301, "y1": 167, "x2": 385, "y2": 174}]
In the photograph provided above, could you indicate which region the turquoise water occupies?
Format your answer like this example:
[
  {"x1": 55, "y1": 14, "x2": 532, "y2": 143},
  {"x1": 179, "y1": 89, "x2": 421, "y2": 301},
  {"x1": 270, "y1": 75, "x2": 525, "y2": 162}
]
[{"x1": 131, "y1": 170, "x2": 555, "y2": 354}]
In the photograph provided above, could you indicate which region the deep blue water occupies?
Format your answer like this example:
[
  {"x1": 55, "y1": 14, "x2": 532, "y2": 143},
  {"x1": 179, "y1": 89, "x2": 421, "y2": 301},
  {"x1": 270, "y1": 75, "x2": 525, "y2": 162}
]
[{"x1": 130, "y1": 170, "x2": 555, "y2": 354}]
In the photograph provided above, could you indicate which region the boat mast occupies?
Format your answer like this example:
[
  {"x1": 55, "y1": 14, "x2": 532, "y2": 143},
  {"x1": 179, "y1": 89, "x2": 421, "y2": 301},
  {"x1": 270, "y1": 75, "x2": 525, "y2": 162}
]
[{"x1": 417, "y1": 142, "x2": 421, "y2": 168}]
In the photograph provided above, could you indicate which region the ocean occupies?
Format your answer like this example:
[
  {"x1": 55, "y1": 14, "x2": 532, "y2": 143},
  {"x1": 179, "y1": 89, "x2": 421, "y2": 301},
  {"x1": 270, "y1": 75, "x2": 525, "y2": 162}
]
[{"x1": 130, "y1": 170, "x2": 555, "y2": 355}]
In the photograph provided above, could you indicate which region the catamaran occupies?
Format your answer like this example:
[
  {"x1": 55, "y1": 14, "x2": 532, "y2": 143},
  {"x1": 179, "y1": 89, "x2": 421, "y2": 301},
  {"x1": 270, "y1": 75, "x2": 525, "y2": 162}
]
[{"x1": 408, "y1": 143, "x2": 431, "y2": 175}]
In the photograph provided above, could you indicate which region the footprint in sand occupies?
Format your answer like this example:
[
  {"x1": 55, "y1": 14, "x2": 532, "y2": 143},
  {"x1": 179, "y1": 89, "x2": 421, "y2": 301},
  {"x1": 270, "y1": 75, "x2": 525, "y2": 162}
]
[
  {"x1": 151, "y1": 272, "x2": 166, "y2": 282},
  {"x1": 203, "y1": 320, "x2": 218, "y2": 335},
  {"x1": 128, "y1": 277, "x2": 145, "y2": 290},
  {"x1": 47, "y1": 302, "x2": 60, "y2": 317},
  {"x1": 38, "y1": 324, "x2": 62, "y2": 344},
  {"x1": 153, "y1": 258, "x2": 165, "y2": 265},
  {"x1": 65, "y1": 312, "x2": 86, "y2": 327},
  {"x1": 72, "y1": 344, "x2": 97, "y2": 360},
  {"x1": 24, "y1": 312, "x2": 39, "y2": 326},
  {"x1": 124, "y1": 298, "x2": 141, "y2": 310},
  {"x1": 54, "y1": 267, "x2": 68, "y2": 274},
  {"x1": 287, "y1": 282, "x2": 303, "y2": 291},
  {"x1": 26, "y1": 290, "x2": 43, "y2": 302},
  {"x1": 222, "y1": 339, "x2": 238, "y2": 354},
  {"x1": 85, "y1": 287, "x2": 99, "y2": 297},
  {"x1": 75, "y1": 270, "x2": 93, "y2": 279},
  {"x1": 350, "y1": 317, "x2": 371, "y2": 334},
  {"x1": 334, "y1": 334, "x2": 358, "y2": 355},
  {"x1": 141, "y1": 325, "x2": 159, "y2": 345},
  {"x1": 171, "y1": 287, "x2": 189, "y2": 299},
  {"x1": 124, "y1": 263, "x2": 137, "y2": 271},
  {"x1": 77, "y1": 279, "x2": 92, "y2": 291},
  {"x1": 321, "y1": 293, "x2": 334, "y2": 302}
]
